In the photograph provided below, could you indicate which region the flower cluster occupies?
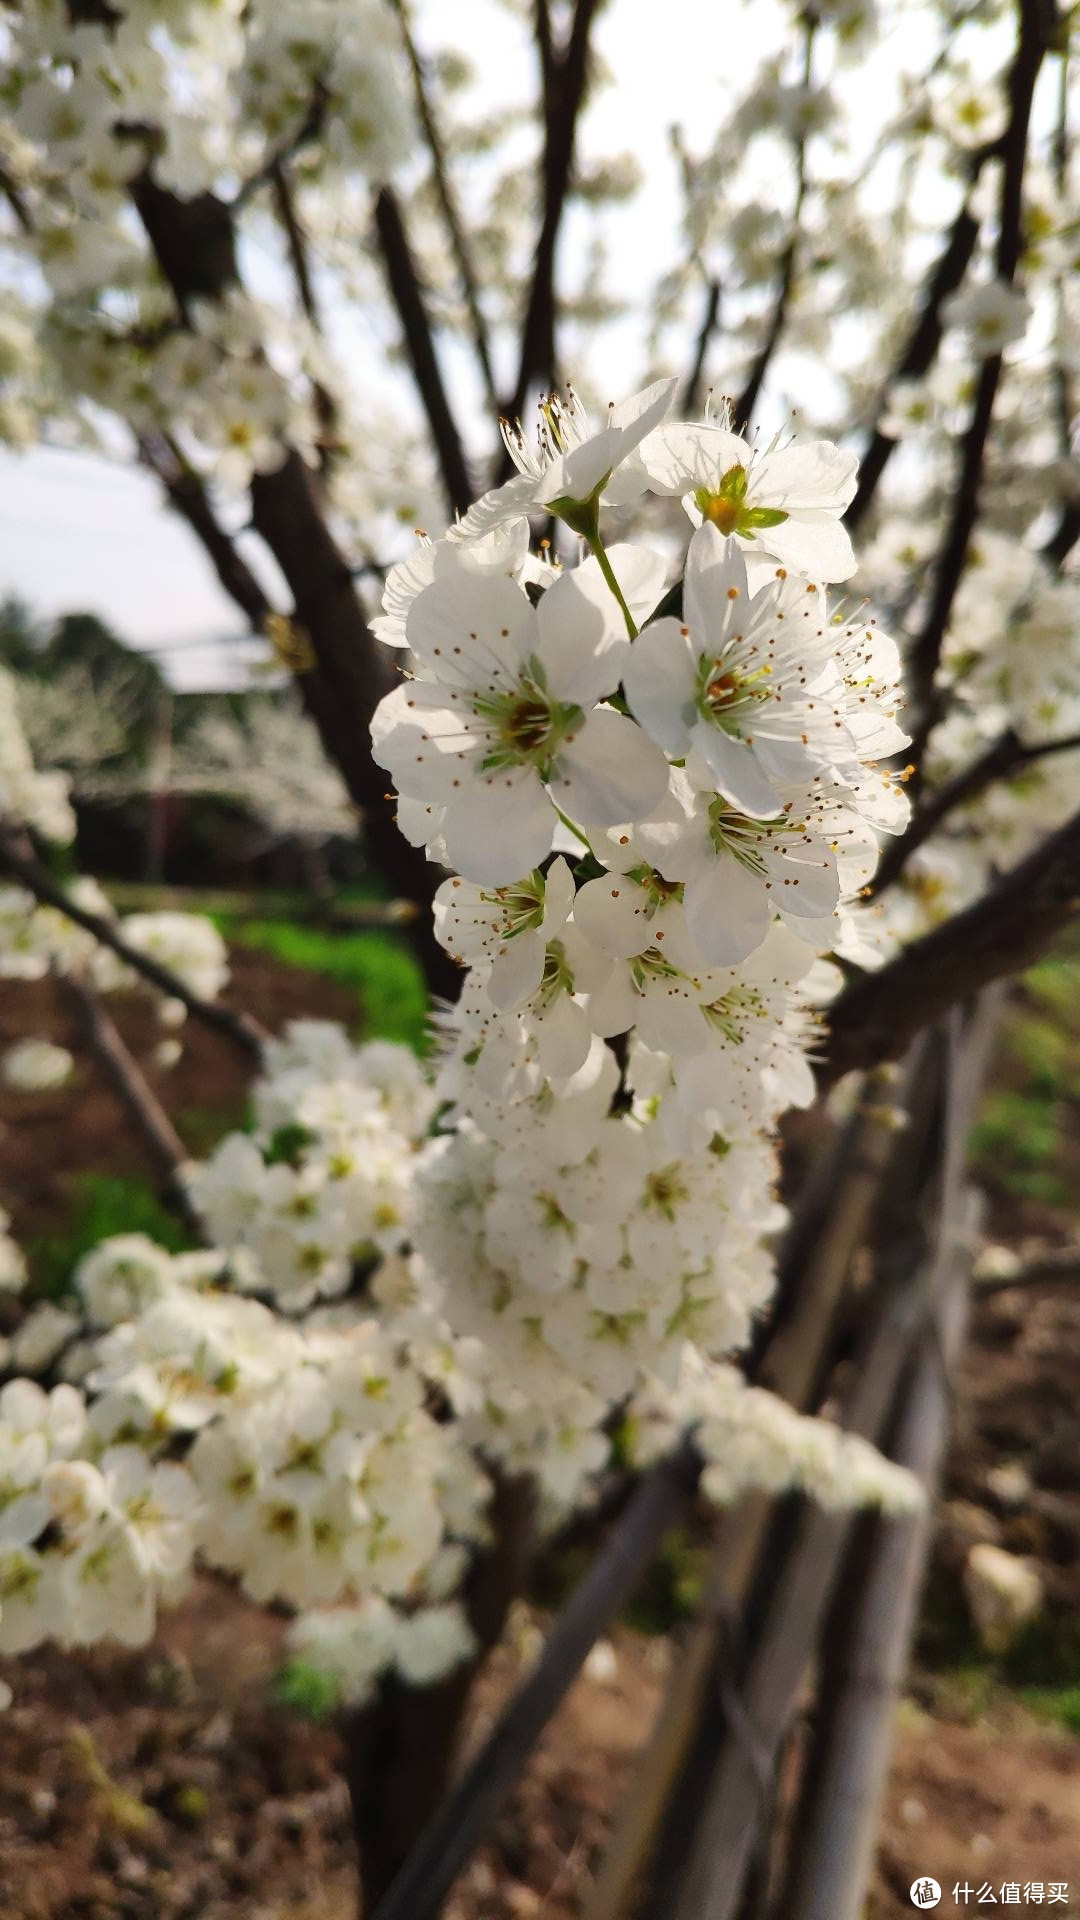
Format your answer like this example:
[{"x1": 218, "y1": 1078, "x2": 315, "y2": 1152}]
[
  {"x1": 0, "y1": 383, "x2": 922, "y2": 1707},
  {"x1": 370, "y1": 381, "x2": 911, "y2": 1483},
  {"x1": 187, "y1": 1024, "x2": 437, "y2": 1310},
  {"x1": 0, "y1": 667, "x2": 75, "y2": 845},
  {"x1": 2, "y1": 0, "x2": 414, "y2": 494},
  {"x1": 0, "y1": 1377, "x2": 199, "y2": 1656}
]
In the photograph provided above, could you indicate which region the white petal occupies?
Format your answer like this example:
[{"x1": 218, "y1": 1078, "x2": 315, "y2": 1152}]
[
  {"x1": 441, "y1": 772, "x2": 553, "y2": 884},
  {"x1": 683, "y1": 860, "x2": 770, "y2": 965},
  {"x1": 553, "y1": 709, "x2": 670, "y2": 826},
  {"x1": 623, "y1": 618, "x2": 698, "y2": 754},
  {"x1": 750, "y1": 441, "x2": 858, "y2": 512},
  {"x1": 535, "y1": 565, "x2": 629, "y2": 705},
  {"x1": 454, "y1": 475, "x2": 537, "y2": 540},
  {"x1": 407, "y1": 568, "x2": 535, "y2": 685},
  {"x1": 543, "y1": 855, "x2": 577, "y2": 929},
  {"x1": 635, "y1": 421, "x2": 751, "y2": 497},
  {"x1": 608, "y1": 375, "x2": 680, "y2": 446},
  {"x1": 770, "y1": 847, "x2": 840, "y2": 919},
  {"x1": 487, "y1": 933, "x2": 546, "y2": 1010},
  {"x1": 536, "y1": 996, "x2": 591, "y2": 1078},
  {"x1": 586, "y1": 969, "x2": 638, "y2": 1038},
  {"x1": 573, "y1": 874, "x2": 652, "y2": 959},
  {"x1": 583, "y1": 543, "x2": 671, "y2": 625},
  {"x1": 755, "y1": 512, "x2": 856, "y2": 584},
  {"x1": 691, "y1": 725, "x2": 782, "y2": 818},
  {"x1": 683, "y1": 524, "x2": 749, "y2": 648}
]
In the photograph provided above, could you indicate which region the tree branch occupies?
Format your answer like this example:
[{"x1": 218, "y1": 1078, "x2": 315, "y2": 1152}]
[
  {"x1": 904, "y1": 0, "x2": 1049, "y2": 771},
  {"x1": 846, "y1": 203, "x2": 981, "y2": 535},
  {"x1": 0, "y1": 160, "x2": 34, "y2": 235},
  {"x1": 231, "y1": 86, "x2": 328, "y2": 214},
  {"x1": 388, "y1": 0, "x2": 499, "y2": 409},
  {"x1": 373, "y1": 186, "x2": 474, "y2": 519},
  {"x1": 682, "y1": 276, "x2": 722, "y2": 418},
  {"x1": 822, "y1": 802, "x2": 1080, "y2": 1087},
  {"x1": 0, "y1": 824, "x2": 268, "y2": 1060},
  {"x1": 502, "y1": 0, "x2": 602, "y2": 436},
  {"x1": 63, "y1": 970, "x2": 200, "y2": 1227},
  {"x1": 869, "y1": 725, "x2": 1080, "y2": 896},
  {"x1": 138, "y1": 433, "x2": 274, "y2": 631},
  {"x1": 125, "y1": 166, "x2": 456, "y2": 987}
]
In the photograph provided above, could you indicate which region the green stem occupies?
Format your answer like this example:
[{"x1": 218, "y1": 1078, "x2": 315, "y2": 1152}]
[
  {"x1": 588, "y1": 534, "x2": 638, "y2": 639},
  {"x1": 553, "y1": 807, "x2": 596, "y2": 856}
]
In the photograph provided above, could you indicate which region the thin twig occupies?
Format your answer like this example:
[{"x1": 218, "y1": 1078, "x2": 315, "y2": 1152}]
[
  {"x1": 0, "y1": 825, "x2": 268, "y2": 1060},
  {"x1": 974, "y1": 1243, "x2": 1080, "y2": 1295},
  {"x1": 869, "y1": 724, "x2": 1080, "y2": 896},
  {"x1": 904, "y1": 0, "x2": 1049, "y2": 771},
  {"x1": 846, "y1": 202, "x2": 981, "y2": 534},
  {"x1": 501, "y1": 0, "x2": 602, "y2": 438},
  {"x1": 388, "y1": 0, "x2": 499, "y2": 409},
  {"x1": 231, "y1": 86, "x2": 328, "y2": 213},
  {"x1": 64, "y1": 970, "x2": 200, "y2": 1228},
  {"x1": 682, "y1": 277, "x2": 722, "y2": 417},
  {"x1": 374, "y1": 186, "x2": 474, "y2": 519},
  {"x1": 0, "y1": 161, "x2": 34, "y2": 234}
]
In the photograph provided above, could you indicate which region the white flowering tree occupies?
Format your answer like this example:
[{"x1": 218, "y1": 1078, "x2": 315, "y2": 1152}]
[{"x1": 0, "y1": 1, "x2": 1078, "y2": 1916}]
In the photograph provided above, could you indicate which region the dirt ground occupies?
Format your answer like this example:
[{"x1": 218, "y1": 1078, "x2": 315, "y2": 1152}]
[{"x1": 0, "y1": 957, "x2": 1077, "y2": 1919}]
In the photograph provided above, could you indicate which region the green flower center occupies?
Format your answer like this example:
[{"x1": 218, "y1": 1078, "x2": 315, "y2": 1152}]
[
  {"x1": 701, "y1": 984, "x2": 768, "y2": 1045},
  {"x1": 481, "y1": 871, "x2": 547, "y2": 939},
  {"x1": 706, "y1": 798, "x2": 807, "y2": 875},
  {"x1": 694, "y1": 463, "x2": 790, "y2": 540},
  {"x1": 474, "y1": 662, "x2": 583, "y2": 775},
  {"x1": 695, "y1": 653, "x2": 773, "y2": 736}
]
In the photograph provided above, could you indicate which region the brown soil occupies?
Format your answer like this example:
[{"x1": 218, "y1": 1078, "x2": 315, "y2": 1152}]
[{"x1": 0, "y1": 955, "x2": 1078, "y2": 1918}]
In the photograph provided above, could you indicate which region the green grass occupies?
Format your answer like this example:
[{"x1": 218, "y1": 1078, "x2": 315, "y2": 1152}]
[
  {"x1": 27, "y1": 1172, "x2": 194, "y2": 1300},
  {"x1": 1017, "y1": 1686, "x2": 1080, "y2": 1735},
  {"x1": 214, "y1": 915, "x2": 430, "y2": 1052},
  {"x1": 968, "y1": 949, "x2": 1080, "y2": 1212},
  {"x1": 273, "y1": 1660, "x2": 343, "y2": 1722}
]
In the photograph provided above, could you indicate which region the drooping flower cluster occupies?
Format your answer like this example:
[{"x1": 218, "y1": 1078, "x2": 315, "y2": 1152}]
[
  {"x1": 369, "y1": 380, "x2": 913, "y2": 1484},
  {"x1": 0, "y1": 384, "x2": 924, "y2": 1712}
]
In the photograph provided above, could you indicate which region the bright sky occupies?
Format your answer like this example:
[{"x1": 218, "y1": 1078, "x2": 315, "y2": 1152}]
[{"x1": 0, "y1": 0, "x2": 992, "y2": 685}]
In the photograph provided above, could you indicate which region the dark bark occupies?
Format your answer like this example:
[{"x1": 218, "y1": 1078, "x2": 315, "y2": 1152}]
[
  {"x1": 366, "y1": 1443, "x2": 701, "y2": 1920},
  {"x1": 343, "y1": 1474, "x2": 536, "y2": 1912},
  {"x1": 869, "y1": 725, "x2": 1080, "y2": 897},
  {"x1": 682, "y1": 278, "x2": 722, "y2": 417},
  {"x1": 373, "y1": 187, "x2": 474, "y2": 520},
  {"x1": 735, "y1": 15, "x2": 815, "y2": 430},
  {"x1": 904, "y1": 0, "x2": 1049, "y2": 770},
  {"x1": 128, "y1": 170, "x2": 455, "y2": 992},
  {"x1": 847, "y1": 207, "x2": 980, "y2": 534},
  {"x1": 249, "y1": 454, "x2": 458, "y2": 998},
  {"x1": 388, "y1": 0, "x2": 498, "y2": 409},
  {"x1": 64, "y1": 971, "x2": 202, "y2": 1230},
  {"x1": 502, "y1": 0, "x2": 603, "y2": 437}
]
